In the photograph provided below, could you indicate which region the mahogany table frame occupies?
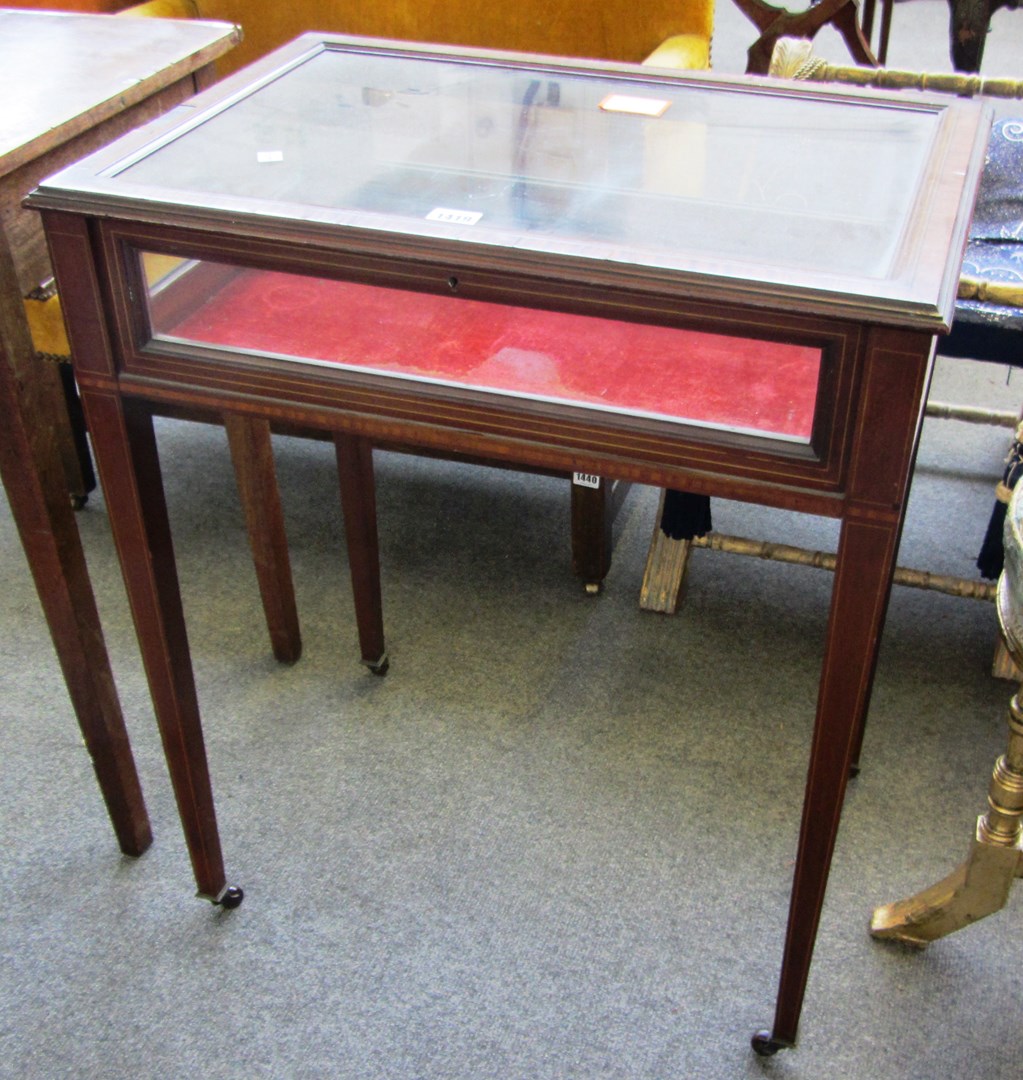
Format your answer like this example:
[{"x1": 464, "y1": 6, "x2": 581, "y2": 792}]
[
  {"x1": 0, "y1": 8, "x2": 238, "y2": 855},
  {"x1": 34, "y1": 36, "x2": 989, "y2": 1051}
]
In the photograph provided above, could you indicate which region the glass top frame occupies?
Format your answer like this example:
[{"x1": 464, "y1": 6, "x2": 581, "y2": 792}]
[{"x1": 29, "y1": 34, "x2": 991, "y2": 332}]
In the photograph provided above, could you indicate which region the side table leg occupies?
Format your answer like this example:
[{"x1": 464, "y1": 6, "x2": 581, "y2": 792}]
[
  {"x1": 0, "y1": 241, "x2": 150, "y2": 856},
  {"x1": 84, "y1": 391, "x2": 235, "y2": 904},
  {"x1": 334, "y1": 433, "x2": 388, "y2": 674},
  {"x1": 225, "y1": 414, "x2": 302, "y2": 664},
  {"x1": 870, "y1": 685, "x2": 1023, "y2": 944}
]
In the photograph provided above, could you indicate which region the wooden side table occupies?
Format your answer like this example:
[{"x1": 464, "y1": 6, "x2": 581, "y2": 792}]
[{"x1": 0, "y1": 8, "x2": 238, "y2": 854}]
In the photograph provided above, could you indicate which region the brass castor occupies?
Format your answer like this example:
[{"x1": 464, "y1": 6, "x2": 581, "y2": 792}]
[
  {"x1": 215, "y1": 885, "x2": 244, "y2": 909},
  {"x1": 751, "y1": 1030, "x2": 792, "y2": 1056}
]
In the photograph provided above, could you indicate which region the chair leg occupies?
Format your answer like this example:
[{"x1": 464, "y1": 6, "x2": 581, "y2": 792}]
[
  {"x1": 870, "y1": 686, "x2": 1023, "y2": 945},
  {"x1": 639, "y1": 488, "x2": 707, "y2": 614},
  {"x1": 948, "y1": 0, "x2": 992, "y2": 72},
  {"x1": 639, "y1": 489, "x2": 692, "y2": 614}
]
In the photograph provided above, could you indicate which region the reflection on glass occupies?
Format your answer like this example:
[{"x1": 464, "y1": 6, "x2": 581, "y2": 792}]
[
  {"x1": 116, "y1": 50, "x2": 937, "y2": 281},
  {"x1": 142, "y1": 254, "x2": 822, "y2": 442}
]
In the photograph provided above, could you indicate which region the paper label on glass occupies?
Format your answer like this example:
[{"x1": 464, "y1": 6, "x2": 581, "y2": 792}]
[{"x1": 598, "y1": 94, "x2": 671, "y2": 118}]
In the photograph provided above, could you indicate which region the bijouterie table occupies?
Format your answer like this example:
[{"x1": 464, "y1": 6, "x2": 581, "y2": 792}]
[{"x1": 29, "y1": 35, "x2": 990, "y2": 1052}]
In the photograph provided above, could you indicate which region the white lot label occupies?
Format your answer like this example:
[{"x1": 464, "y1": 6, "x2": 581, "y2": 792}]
[
  {"x1": 573, "y1": 473, "x2": 602, "y2": 489},
  {"x1": 426, "y1": 207, "x2": 483, "y2": 226},
  {"x1": 598, "y1": 94, "x2": 671, "y2": 118}
]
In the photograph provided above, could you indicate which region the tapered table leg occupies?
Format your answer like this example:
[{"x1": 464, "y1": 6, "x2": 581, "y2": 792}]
[
  {"x1": 0, "y1": 236, "x2": 150, "y2": 856},
  {"x1": 82, "y1": 390, "x2": 238, "y2": 905},
  {"x1": 225, "y1": 414, "x2": 302, "y2": 664},
  {"x1": 334, "y1": 433, "x2": 388, "y2": 674},
  {"x1": 754, "y1": 326, "x2": 932, "y2": 1054},
  {"x1": 570, "y1": 476, "x2": 618, "y2": 593},
  {"x1": 754, "y1": 515, "x2": 904, "y2": 1054}
]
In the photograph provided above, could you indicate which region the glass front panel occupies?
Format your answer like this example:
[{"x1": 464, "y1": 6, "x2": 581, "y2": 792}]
[
  {"x1": 141, "y1": 253, "x2": 822, "y2": 442},
  {"x1": 118, "y1": 48, "x2": 938, "y2": 283}
]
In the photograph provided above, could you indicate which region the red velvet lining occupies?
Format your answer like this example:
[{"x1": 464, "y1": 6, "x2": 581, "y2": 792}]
[{"x1": 164, "y1": 268, "x2": 820, "y2": 438}]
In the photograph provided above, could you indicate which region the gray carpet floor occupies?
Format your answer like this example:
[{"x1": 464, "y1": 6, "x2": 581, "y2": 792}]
[{"x1": 3, "y1": 3, "x2": 1023, "y2": 1077}]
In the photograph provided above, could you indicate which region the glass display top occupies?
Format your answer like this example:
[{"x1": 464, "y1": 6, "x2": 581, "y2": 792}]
[{"x1": 32, "y1": 36, "x2": 989, "y2": 325}]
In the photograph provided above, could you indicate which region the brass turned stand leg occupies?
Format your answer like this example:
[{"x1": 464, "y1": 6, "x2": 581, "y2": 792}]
[{"x1": 870, "y1": 686, "x2": 1023, "y2": 945}]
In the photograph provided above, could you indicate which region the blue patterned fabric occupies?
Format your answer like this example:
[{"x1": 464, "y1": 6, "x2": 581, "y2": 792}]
[
  {"x1": 944, "y1": 117, "x2": 1023, "y2": 577},
  {"x1": 943, "y1": 117, "x2": 1023, "y2": 363}
]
